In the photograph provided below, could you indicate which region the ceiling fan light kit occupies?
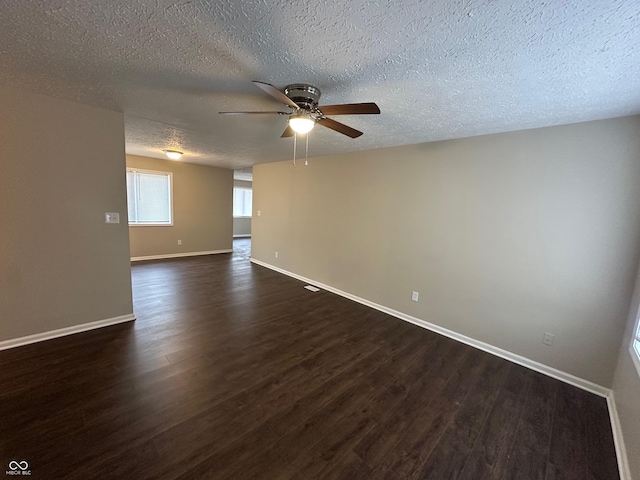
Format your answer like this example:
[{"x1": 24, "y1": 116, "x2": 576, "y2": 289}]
[
  {"x1": 289, "y1": 114, "x2": 315, "y2": 134},
  {"x1": 219, "y1": 81, "x2": 380, "y2": 140}
]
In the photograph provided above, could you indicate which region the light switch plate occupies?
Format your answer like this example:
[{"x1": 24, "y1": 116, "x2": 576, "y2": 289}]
[{"x1": 105, "y1": 212, "x2": 120, "y2": 224}]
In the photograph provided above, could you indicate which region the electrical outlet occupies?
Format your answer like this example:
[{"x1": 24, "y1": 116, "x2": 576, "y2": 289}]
[
  {"x1": 177, "y1": 240, "x2": 182, "y2": 245},
  {"x1": 542, "y1": 332, "x2": 555, "y2": 346},
  {"x1": 257, "y1": 210, "x2": 261, "y2": 216},
  {"x1": 275, "y1": 251, "x2": 278, "y2": 258},
  {"x1": 411, "y1": 291, "x2": 419, "y2": 302}
]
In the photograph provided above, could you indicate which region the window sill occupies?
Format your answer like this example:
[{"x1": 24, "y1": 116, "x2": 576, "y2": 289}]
[
  {"x1": 233, "y1": 216, "x2": 252, "y2": 219},
  {"x1": 129, "y1": 223, "x2": 174, "y2": 227}
]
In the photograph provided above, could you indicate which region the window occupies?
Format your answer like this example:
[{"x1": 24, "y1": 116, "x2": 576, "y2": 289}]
[
  {"x1": 126, "y1": 168, "x2": 173, "y2": 225},
  {"x1": 234, "y1": 187, "x2": 252, "y2": 217},
  {"x1": 633, "y1": 316, "x2": 640, "y2": 375}
]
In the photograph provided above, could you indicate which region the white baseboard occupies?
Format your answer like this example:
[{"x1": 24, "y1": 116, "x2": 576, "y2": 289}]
[
  {"x1": 0, "y1": 314, "x2": 136, "y2": 352},
  {"x1": 233, "y1": 234, "x2": 251, "y2": 238},
  {"x1": 607, "y1": 393, "x2": 632, "y2": 480},
  {"x1": 131, "y1": 249, "x2": 233, "y2": 262},
  {"x1": 250, "y1": 258, "x2": 611, "y2": 398}
]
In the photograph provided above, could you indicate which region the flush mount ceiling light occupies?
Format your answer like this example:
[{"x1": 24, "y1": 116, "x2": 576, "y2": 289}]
[
  {"x1": 163, "y1": 149, "x2": 183, "y2": 160},
  {"x1": 288, "y1": 114, "x2": 315, "y2": 134}
]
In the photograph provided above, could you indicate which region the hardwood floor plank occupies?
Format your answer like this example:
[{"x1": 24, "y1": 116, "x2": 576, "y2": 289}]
[
  {"x1": 457, "y1": 364, "x2": 532, "y2": 480},
  {"x1": 176, "y1": 376, "x2": 379, "y2": 479},
  {"x1": 547, "y1": 383, "x2": 588, "y2": 480},
  {"x1": 352, "y1": 339, "x2": 463, "y2": 467},
  {"x1": 279, "y1": 408, "x2": 377, "y2": 480},
  {"x1": 379, "y1": 348, "x2": 490, "y2": 479},
  {"x1": 496, "y1": 371, "x2": 560, "y2": 480},
  {"x1": 319, "y1": 451, "x2": 373, "y2": 480},
  {"x1": 418, "y1": 355, "x2": 512, "y2": 479},
  {"x1": 584, "y1": 393, "x2": 620, "y2": 480},
  {"x1": 503, "y1": 449, "x2": 548, "y2": 480},
  {"x1": 545, "y1": 462, "x2": 586, "y2": 480}
]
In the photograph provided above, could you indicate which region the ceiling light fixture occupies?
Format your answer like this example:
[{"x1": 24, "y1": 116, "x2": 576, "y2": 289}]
[
  {"x1": 163, "y1": 149, "x2": 183, "y2": 160},
  {"x1": 289, "y1": 114, "x2": 315, "y2": 134}
]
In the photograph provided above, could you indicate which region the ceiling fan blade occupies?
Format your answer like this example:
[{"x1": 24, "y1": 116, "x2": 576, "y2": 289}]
[
  {"x1": 318, "y1": 102, "x2": 380, "y2": 116},
  {"x1": 317, "y1": 117, "x2": 363, "y2": 138},
  {"x1": 252, "y1": 81, "x2": 300, "y2": 110},
  {"x1": 218, "y1": 111, "x2": 288, "y2": 115},
  {"x1": 281, "y1": 125, "x2": 294, "y2": 138}
]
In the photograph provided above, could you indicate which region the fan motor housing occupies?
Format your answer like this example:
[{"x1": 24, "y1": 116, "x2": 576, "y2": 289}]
[{"x1": 284, "y1": 84, "x2": 321, "y2": 110}]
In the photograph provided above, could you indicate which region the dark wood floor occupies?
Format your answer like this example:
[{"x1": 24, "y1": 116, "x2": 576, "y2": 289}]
[{"x1": 0, "y1": 239, "x2": 620, "y2": 479}]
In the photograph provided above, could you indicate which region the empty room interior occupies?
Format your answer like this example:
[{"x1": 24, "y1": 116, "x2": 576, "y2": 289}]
[{"x1": 2, "y1": 1, "x2": 640, "y2": 479}]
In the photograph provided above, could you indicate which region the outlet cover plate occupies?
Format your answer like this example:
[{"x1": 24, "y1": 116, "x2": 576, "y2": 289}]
[
  {"x1": 543, "y1": 332, "x2": 555, "y2": 346},
  {"x1": 105, "y1": 212, "x2": 120, "y2": 224}
]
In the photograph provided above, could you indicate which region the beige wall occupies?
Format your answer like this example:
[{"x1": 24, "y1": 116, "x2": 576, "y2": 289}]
[
  {"x1": 127, "y1": 155, "x2": 233, "y2": 258},
  {"x1": 613, "y1": 267, "x2": 640, "y2": 479},
  {"x1": 253, "y1": 116, "x2": 640, "y2": 387},
  {"x1": 0, "y1": 87, "x2": 133, "y2": 342},
  {"x1": 233, "y1": 179, "x2": 252, "y2": 236}
]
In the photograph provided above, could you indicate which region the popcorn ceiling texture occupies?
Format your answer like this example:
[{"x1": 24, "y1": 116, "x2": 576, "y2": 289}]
[{"x1": 1, "y1": 0, "x2": 639, "y2": 168}]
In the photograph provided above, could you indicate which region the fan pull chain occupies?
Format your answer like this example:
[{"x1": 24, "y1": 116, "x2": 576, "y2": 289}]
[
  {"x1": 293, "y1": 132, "x2": 297, "y2": 166},
  {"x1": 305, "y1": 133, "x2": 309, "y2": 166}
]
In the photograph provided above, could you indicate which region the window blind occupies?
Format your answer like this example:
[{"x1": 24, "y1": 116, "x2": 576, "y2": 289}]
[
  {"x1": 234, "y1": 187, "x2": 252, "y2": 217},
  {"x1": 126, "y1": 169, "x2": 172, "y2": 225}
]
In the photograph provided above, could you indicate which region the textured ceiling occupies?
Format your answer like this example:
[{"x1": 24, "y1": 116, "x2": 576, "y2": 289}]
[{"x1": 1, "y1": 0, "x2": 640, "y2": 169}]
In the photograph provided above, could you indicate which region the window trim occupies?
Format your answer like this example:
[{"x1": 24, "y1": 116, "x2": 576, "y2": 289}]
[{"x1": 126, "y1": 167, "x2": 174, "y2": 227}]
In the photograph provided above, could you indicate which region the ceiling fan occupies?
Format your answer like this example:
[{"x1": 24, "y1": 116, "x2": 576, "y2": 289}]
[{"x1": 219, "y1": 81, "x2": 380, "y2": 138}]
